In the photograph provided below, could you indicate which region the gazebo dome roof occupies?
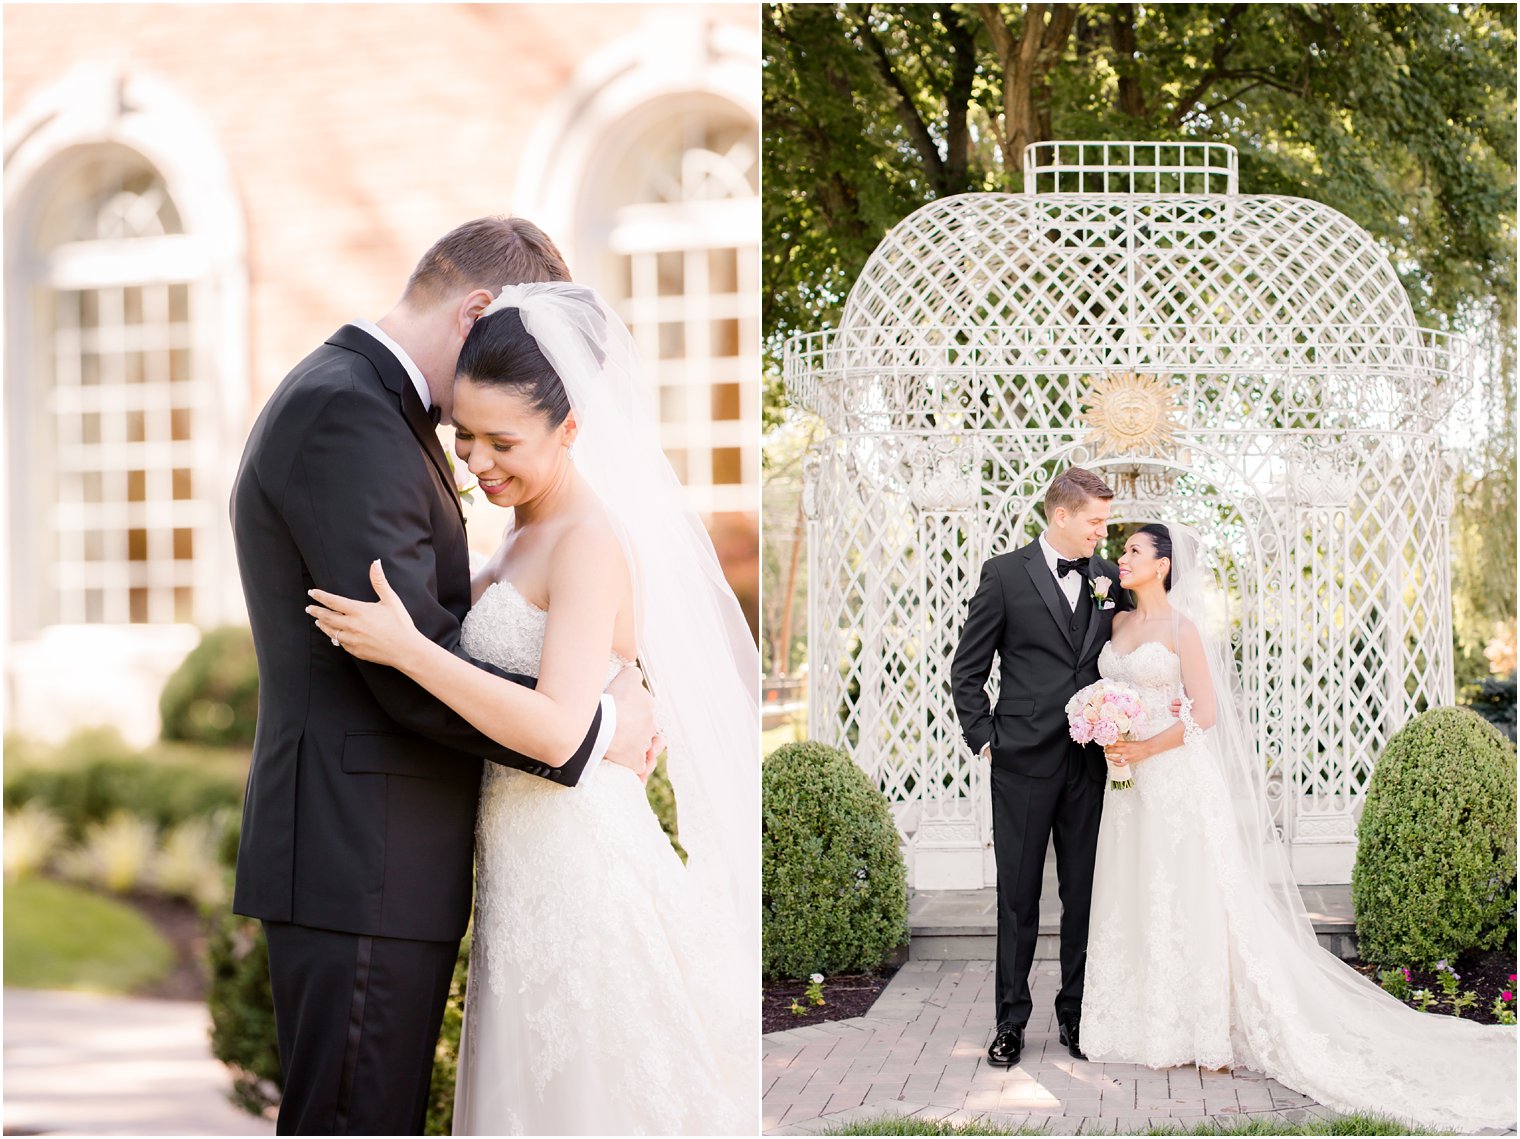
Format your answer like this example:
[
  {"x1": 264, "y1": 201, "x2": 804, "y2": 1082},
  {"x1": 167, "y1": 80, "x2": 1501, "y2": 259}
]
[
  {"x1": 841, "y1": 192, "x2": 1418, "y2": 338},
  {"x1": 788, "y1": 143, "x2": 1467, "y2": 435}
]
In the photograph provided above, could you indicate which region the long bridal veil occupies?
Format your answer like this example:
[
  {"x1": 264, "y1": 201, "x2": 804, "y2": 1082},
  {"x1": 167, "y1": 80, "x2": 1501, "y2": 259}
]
[
  {"x1": 1166, "y1": 524, "x2": 1515, "y2": 1132},
  {"x1": 481, "y1": 283, "x2": 760, "y2": 1031}
]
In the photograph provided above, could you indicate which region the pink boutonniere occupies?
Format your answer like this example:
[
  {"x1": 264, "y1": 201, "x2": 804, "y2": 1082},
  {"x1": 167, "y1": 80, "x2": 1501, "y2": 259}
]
[{"x1": 1091, "y1": 575, "x2": 1115, "y2": 610}]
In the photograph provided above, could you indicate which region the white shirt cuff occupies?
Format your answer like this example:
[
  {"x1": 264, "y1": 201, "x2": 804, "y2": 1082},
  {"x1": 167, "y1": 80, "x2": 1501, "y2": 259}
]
[
  {"x1": 980, "y1": 742, "x2": 992, "y2": 761},
  {"x1": 570, "y1": 693, "x2": 617, "y2": 787}
]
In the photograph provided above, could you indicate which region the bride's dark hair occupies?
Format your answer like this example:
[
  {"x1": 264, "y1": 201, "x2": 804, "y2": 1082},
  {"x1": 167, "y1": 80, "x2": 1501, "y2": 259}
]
[
  {"x1": 1135, "y1": 522, "x2": 1174, "y2": 592},
  {"x1": 456, "y1": 307, "x2": 570, "y2": 427}
]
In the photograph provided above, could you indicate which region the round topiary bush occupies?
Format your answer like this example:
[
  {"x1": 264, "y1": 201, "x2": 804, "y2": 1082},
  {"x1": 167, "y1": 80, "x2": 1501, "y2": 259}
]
[
  {"x1": 763, "y1": 740, "x2": 908, "y2": 980},
  {"x1": 1352, "y1": 705, "x2": 1517, "y2": 967},
  {"x1": 160, "y1": 626, "x2": 260, "y2": 747}
]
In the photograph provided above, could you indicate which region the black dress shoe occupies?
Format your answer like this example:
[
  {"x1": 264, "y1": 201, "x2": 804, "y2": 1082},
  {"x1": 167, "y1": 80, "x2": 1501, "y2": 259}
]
[
  {"x1": 987, "y1": 1023, "x2": 1024, "y2": 1068},
  {"x1": 1057, "y1": 1014, "x2": 1086, "y2": 1060}
]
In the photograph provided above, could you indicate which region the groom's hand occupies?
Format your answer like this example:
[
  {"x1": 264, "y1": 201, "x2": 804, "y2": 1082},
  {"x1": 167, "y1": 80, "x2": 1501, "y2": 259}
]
[{"x1": 604, "y1": 666, "x2": 658, "y2": 778}]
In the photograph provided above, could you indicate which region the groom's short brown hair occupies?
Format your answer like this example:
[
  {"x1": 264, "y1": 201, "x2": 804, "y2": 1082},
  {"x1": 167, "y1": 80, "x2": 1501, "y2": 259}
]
[
  {"x1": 403, "y1": 216, "x2": 571, "y2": 305},
  {"x1": 1045, "y1": 467, "x2": 1114, "y2": 516}
]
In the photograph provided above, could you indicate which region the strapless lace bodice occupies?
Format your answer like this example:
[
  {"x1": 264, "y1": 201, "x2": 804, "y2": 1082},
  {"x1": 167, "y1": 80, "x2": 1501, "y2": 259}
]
[
  {"x1": 461, "y1": 579, "x2": 629, "y2": 686},
  {"x1": 1098, "y1": 640, "x2": 1183, "y2": 742}
]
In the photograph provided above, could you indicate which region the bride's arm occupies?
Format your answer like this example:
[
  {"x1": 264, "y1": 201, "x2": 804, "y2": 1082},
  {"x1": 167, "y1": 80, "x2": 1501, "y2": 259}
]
[
  {"x1": 1174, "y1": 618, "x2": 1217, "y2": 732},
  {"x1": 309, "y1": 525, "x2": 629, "y2": 767}
]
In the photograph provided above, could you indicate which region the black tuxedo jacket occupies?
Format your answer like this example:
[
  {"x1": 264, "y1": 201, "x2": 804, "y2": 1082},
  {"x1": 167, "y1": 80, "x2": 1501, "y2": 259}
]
[
  {"x1": 951, "y1": 539, "x2": 1130, "y2": 781},
  {"x1": 230, "y1": 325, "x2": 602, "y2": 942}
]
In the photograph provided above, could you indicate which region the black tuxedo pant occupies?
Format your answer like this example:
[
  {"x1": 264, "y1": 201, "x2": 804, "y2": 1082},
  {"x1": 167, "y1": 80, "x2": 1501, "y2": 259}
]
[
  {"x1": 989, "y1": 745, "x2": 1104, "y2": 1031},
  {"x1": 264, "y1": 921, "x2": 459, "y2": 1135}
]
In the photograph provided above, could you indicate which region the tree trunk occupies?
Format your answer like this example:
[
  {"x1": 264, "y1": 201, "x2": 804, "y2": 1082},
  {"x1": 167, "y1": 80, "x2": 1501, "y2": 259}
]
[
  {"x1": 774, "y1": 487, "x2": 807, "y2": 677},
  {"x1": 980, "y1": 3, "x2": 1076, "y2": 185}
]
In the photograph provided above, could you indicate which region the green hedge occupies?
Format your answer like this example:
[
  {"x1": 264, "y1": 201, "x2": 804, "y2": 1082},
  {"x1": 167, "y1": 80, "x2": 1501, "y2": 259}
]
[
  {"x1": 762, "y1": 740, "x2": 908, "y2": 979},
  {"x1": 160, "y1": 626, "x2": 260, "y2": 747},
  {"x1": 4, "y1": 753, "x2": 244, "y2": 840},
  {"x1": 1352, "y1": 706, "x2": 1517, "y2": 967}
]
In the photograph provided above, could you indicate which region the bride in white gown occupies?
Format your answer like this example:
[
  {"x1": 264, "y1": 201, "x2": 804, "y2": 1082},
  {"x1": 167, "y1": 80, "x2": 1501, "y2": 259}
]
[
  {"x1": 1081, "y1": 522, "x2": 1515, "y2": 1134},
  {"x1": 308, "y1": 283, "x2": 757, "y2": 1134}
]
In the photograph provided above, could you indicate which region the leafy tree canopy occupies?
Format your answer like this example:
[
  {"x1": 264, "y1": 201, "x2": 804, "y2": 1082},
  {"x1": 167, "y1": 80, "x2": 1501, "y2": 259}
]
[{"x1": 764, "y1": 2, "x2": 1516, "y2": 353}]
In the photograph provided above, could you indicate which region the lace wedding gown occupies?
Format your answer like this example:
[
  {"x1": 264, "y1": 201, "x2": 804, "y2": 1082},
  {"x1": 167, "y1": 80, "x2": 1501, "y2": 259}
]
[
  {"x1": 450, "y1": 581, "x2": 753, "y2": 1136},
  {"x1": 1082, "y1": 641, "x2": 1516, "y2": 1133}
]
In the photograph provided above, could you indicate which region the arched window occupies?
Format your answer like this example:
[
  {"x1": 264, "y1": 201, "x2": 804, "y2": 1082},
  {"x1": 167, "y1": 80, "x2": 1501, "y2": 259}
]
[
  {"x1": 5, "y1": 70, "x2": 246, "y2": 640},
  {"x1": 586, "y1": 98, "x2": 759, "y2": 516},
  {"x1": 26, "y1": 145, "x2": 208, "y2": 626},
  {"x1": 513, "y1": 16, "x2": 759, "y2": 523}
]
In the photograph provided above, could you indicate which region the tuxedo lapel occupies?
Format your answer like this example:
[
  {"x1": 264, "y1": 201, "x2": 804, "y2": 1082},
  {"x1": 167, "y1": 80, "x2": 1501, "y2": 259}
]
[
  {"x1": 1022, "y1": 542, "x2": 1077, "y2": 651},
  {"x1": 1078, "y1": 555, "x2": 1103, "y2": 661},
  {"x1": 326, "y1": 325, "x2": 464, "y2": 529}
]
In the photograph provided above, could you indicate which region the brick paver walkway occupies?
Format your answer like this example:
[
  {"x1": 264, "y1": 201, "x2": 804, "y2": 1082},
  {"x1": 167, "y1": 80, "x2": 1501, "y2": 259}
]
[{"x1": 765, "y1": 959, "x2": 1355, "y2": 1136}]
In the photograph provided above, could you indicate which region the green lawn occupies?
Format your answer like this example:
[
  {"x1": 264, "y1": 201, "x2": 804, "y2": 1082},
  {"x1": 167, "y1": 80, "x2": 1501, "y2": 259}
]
[
  {"x1": 827, "y1": 1114, "x2": 1439, "y2": 1136},
  {"x1": 3, "y1": 877, "x2": 174, "y2": 993}
]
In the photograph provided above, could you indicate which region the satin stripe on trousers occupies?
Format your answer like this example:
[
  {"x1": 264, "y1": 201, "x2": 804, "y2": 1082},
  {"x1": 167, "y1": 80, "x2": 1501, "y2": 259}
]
[
  {"x1": 989, "y1": 745, "x2": 1103, "y2": 1031},
  {"x1": 264, "y1": 921, "x2": 459, "y2": 1135}
]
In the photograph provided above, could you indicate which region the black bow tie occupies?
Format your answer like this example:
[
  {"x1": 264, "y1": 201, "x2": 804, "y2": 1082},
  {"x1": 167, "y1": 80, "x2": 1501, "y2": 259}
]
[
  {"x1": 428, "y1": 405, "x2": 442, "y2": 427},
  {"x1": 1056, "y1": 557, "x2": 1089, "y2": 579}
]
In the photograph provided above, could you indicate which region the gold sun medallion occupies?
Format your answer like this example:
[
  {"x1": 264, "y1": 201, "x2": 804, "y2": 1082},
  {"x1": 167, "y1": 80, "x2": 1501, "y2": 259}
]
[{"x1": 1082, "y1": 371, "x2": 1180, "y2": 456}]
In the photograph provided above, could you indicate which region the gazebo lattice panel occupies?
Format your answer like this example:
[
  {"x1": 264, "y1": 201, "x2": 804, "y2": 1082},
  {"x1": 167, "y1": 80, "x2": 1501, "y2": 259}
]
[{"x1": 788, "y1": 142, "x2": 1468, "y2": 888}]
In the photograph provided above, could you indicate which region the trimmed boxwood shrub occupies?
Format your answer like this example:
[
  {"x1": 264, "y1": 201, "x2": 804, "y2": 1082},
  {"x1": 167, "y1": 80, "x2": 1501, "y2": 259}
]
[
  {"x1": 763, "y1": 740, "x2": 908, "y2": 980},
  {"x1": 1352, "y1": 705, "x2": 1517, "y2": 967},
  {"x1": 160, "y1": 626, "x2": 260, "y2": 747},
  {"x1": 206, "y1": 904, "x2": 282, "y2": 1116}
]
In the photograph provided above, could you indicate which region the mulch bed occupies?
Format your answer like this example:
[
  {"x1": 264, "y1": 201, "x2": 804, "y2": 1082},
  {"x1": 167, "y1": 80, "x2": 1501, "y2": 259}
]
[
  {"x1": 127, "y1": 892, "x2": 211, "y2": 1001},
  {"x1": 1347, "y1": 945, "x2": 1515, "y2": 1025},
  {"x1": 762, "y1": 964, "x2": 901, "y2": 1035}
]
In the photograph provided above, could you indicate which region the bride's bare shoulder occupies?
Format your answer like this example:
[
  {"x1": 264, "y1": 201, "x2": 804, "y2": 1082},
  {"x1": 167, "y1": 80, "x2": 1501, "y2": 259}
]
[{"x1": 548, "y1": 509, "x2": 629, "y2": 591}]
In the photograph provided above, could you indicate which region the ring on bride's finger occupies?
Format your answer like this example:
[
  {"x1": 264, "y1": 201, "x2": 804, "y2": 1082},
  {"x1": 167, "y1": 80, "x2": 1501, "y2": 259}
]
[{"x1": 331, "y1": 635, "x2": 341, "y2": 647}]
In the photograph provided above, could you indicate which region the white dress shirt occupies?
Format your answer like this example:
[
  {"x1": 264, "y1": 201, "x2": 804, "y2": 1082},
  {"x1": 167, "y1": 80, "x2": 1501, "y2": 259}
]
[
  {"x1": 1038, "y1": 532, "x2": 1084, "y2": 611},
  {"x1": 348, "y1": 317, "x2": 616, "y2": 784}
]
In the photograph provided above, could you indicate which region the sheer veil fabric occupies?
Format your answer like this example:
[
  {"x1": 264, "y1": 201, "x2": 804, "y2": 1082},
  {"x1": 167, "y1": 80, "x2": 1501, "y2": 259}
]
[
  {"x1": 478, "y1": 283, "x2": 760, "y2": 949},
  {"x1": 1150, "y1": 525, "x2": 1516, "y2": 1132}
]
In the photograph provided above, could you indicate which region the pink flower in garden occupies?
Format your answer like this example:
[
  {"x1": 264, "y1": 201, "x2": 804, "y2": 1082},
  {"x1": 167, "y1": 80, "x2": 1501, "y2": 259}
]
[{"x1": 1503, "y1": 991, "x2": 1514, "y2": 1003}]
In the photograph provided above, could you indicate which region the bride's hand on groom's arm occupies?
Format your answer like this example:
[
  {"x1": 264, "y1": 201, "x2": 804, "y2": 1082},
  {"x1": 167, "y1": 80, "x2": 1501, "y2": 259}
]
[
  {"x1": 307, "y1": 560, "x2": 426, "y2": 672},
  {"x1": 604, "y1": 667, "x2": 660, "y2": 781}
]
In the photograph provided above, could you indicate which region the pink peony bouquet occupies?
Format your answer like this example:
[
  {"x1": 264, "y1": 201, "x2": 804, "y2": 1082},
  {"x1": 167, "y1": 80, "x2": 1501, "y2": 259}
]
[{"x1": 1065, "y1": 679, "x2": 1147, "y2": 789}]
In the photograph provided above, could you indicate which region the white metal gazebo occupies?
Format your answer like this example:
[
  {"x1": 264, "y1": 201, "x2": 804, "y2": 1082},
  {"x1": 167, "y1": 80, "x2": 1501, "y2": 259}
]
[{"x1": 785, "y1": 142, "x2": 1471, "y2": 889}]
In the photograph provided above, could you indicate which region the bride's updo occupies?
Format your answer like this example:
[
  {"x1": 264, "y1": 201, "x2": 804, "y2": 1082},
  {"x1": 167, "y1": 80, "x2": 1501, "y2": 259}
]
[
  {"x1": 456, "y1": 307, "x2": 570, "y2": 427},
  {"x1": 1136, "y1": 522, "x2": 1173, "y2": 591}
]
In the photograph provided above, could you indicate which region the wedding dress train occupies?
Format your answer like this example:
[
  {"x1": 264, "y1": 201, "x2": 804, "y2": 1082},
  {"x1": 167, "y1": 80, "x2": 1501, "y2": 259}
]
[
  {"x1": 450, "y1": 581, "x2": 752, "y2": 1135},
  {"x1": 1082, "y1": 640, "x2": 1516, "y2": 1134}
]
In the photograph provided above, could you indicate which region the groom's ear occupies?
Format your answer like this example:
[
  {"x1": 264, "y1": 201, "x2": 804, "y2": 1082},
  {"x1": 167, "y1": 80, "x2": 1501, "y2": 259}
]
[{"x1": 456, "y1": 289, "x2": 497, "y2": 339}]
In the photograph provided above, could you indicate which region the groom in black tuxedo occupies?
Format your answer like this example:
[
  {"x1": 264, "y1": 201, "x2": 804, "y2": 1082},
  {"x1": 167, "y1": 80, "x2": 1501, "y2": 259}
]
[
  {"x1": 951, "y1": 467, "x2": 1129, "y2": 1068},
  {"x1": 231, "y1": 217, "x2": 657, "y2": 1134}
]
